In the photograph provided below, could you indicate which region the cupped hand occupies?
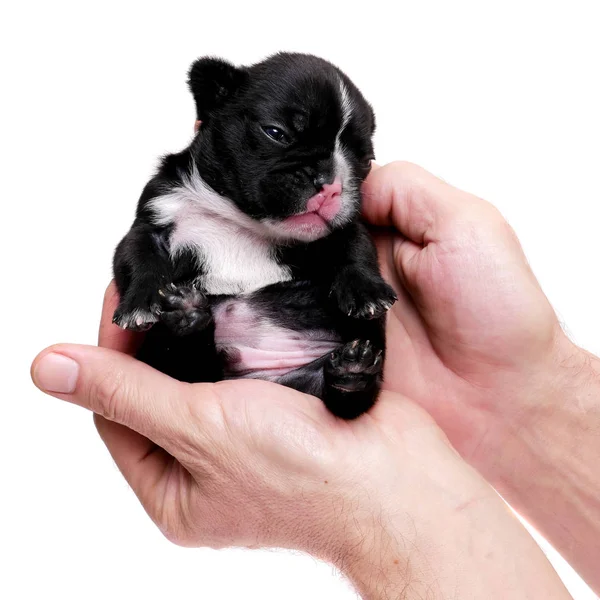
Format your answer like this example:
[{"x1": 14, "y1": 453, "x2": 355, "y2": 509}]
[
  {"x1": 31, "y1": 283, "x2": 473, "y2": 560},
  {"x1": 363, "y1": 162, "x2": 568, "y2": 462},
  {"x1": 29, "y1": 165, "x2": 578, "y2": 596}
]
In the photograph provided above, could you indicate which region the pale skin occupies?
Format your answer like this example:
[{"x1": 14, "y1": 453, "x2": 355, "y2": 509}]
[{"x1": 31, "y1": 159, "x2": 600, "y2": 598}]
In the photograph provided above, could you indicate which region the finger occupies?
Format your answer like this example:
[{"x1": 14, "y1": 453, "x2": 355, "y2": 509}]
[
  {"x1": 393, "y1": 236, "x2": 423, "y2": 287},
  {"x1": 98, "y1": 281, "x2": 143, "y2": 354},
  {"x1": 94, "y1": 414, "x2": 173, "y2": 512},
  {"x1": 361, "y1": 161, "x2": 482, "y2": 244},
  {"x1": 31, "y1": 343, "x2": 202, "y2": 458}
]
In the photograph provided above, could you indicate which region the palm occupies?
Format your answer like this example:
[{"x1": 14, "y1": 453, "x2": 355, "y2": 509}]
[
  {"x1": 97, "y1": 282, "x2": 438, "y2": 549},
  {"x1": 123, "y1": 377, "x2": 426, "y2": 549},
  {"x1": 372, "y1": 224, "x2": 558, "y2": 459}
]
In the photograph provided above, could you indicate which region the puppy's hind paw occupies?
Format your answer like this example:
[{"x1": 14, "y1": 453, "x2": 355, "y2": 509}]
[
  {"x1": 326, "y1": 339, "x2": 383, "y2": 391},
  {"x1": 322, "y1": 340, "x2": 383, "y2": 419}
]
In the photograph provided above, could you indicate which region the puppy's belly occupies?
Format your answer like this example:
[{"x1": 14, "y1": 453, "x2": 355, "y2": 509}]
[{"x1": 213, "y1": 297, "x2": 341, "y2": 378}]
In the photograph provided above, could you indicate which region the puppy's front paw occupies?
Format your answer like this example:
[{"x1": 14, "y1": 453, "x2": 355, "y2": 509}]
[
  {"x1": 330, "y1": 270, "x2": 397, "y2": 319},
  {"x1": 158, "y1": 284, "x2": 212, "y2": 336},
  {"x1": 113, "y1": 305, "x2": 160, "y2": 332}
]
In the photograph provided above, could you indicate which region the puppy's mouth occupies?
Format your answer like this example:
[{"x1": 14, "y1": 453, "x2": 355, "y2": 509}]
[{"x1": 281, "y1": 178, "x2": 342, "y2": 234}]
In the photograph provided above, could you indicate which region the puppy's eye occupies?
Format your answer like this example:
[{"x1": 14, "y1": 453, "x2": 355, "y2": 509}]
[{"x1": 262, "y1": 126, "x2": 291, "y2": 145}]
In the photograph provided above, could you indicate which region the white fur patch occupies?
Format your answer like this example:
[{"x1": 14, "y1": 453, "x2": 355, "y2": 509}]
[
  {"x1": 114, "y1": 307, "x2": 160, "y2": 330},
  {"x1": 339, "y1": 81, "x2": 353, "y2": 131},
  {"x1": 332, "y1": 142, "x2": 357, "y2": 226},
  {"x1": 333, "y1": 80, "x2": 359, "y2": 226},
  {"x1": 149, "y1": 167, "x2": 292, "y2": 295}
]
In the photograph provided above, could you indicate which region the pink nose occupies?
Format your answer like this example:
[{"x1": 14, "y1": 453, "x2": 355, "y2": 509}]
[
  {"x1": 306, "y1": 178, "x2": 343, "y2": 212},
  {"x1": 321, "y1": 179, "x2": 342, "y2": 200}
]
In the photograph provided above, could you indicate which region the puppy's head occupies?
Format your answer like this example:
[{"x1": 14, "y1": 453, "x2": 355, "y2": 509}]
[{"x1": 188, "y1": 53, "x2": 375, "y2": 242}]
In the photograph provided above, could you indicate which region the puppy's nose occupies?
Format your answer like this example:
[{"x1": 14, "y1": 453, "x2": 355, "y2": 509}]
[
  {"x1": 306, "y1": 178, "x2": 343, "y2": 213},
  {"x1": 320, "y1": 179, "x2": 342, "y2": 201}
]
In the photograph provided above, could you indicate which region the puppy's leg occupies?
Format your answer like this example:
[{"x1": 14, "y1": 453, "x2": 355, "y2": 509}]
[
  {"x1": 276, "y1": 316, "x2": 386, "y2": 419},
  {"x1": 136, "y1": 292, "x2": 220, "y2": 382},
  {"x1": 276, "y1": 340, "x2": 383, "y2": 419},
  {"x1": 275, "y1": 355, "x2": 327, "y2": 399},
  {"x1": 113, "y1": 222, "x2": 175, "y2": 331},
  {"x1": 311, "y1": 222, "x2": 397, "y2": 320},
  {"x1": 113, "y1": 222, "x2": 211, "y2": 335},
  {"x1": 136, "y1": 322, "x2": 222, "y2": 383},
  {"x1": 322, "y1": 339, "x2": 383, "y2": 418}
]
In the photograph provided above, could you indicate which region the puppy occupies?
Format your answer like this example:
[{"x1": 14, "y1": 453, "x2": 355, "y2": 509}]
[{"x1": 112, "y1": 52, "x2": 397, "y2": 419}]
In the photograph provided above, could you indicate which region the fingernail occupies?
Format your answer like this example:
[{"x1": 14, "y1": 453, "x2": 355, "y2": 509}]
[{"x1": 34, "y1": 353, "x2": 80, "y2": 394}]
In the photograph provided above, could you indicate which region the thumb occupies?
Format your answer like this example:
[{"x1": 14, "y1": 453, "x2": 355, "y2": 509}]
[
  {"x1": 361, "y1": 161, "x2": 481, "y2": 245},
  {"x1": 31, "y1": 344, "x2": 197, "y2": 457}
]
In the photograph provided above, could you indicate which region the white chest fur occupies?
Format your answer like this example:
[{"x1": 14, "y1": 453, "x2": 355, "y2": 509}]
[{"x1": 149, "y1": 168, "x2": 292, "y2": 295}]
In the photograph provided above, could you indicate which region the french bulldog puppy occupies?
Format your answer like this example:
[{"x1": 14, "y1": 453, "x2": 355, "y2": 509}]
[{"x1": 113, "y1": 52, "x2": 397, "y2": 418}]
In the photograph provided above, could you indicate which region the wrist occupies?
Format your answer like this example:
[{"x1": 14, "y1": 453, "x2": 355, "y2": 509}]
[
  {"x1": 316, "y1": 422, "x2": 517, "y2": 598},
  {"x1": 477, "y1": 332, "x2": 599, "y2": 485},
  {"x1": 331, "y1": 466, "x2": 488, "y2": 597},
  {"x1": 491, "y1": 329, "x2": 600, "y2": 478},
  {"x1": 327, "y1": 456, "x2": 569, "y2": 600},
  {"x1": 467, "y1": 329, "x2": 584, "y2": 474},
  {"x1": 306, "y1": 392, "x2": 574, "y2": 599},
  {"x1": 470, "y1": 333, "x2": 600, "y2": 592}
]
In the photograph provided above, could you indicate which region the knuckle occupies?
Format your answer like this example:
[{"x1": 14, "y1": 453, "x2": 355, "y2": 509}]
[
  {"x1": 156, "y1": 506, "x2": 200, "y2": 548},
  {"x1": 184, "y1": 382, "x2": 225, "y2": 428},
  {"x1": 158, "y1": 523, "x2": 192, "y2": 548},
  {"x1": 88, "y1": 367, "x2": 129, "y2": 423},
  {"x1": 386, "y1": 160, "x2": 421, "y2": 178},
  {"x1": 473, "y1": 198, "x2": 507, "y2": 225},
  {"x1": 179, "y1": 382, "x2": 239, "y2": 465}
]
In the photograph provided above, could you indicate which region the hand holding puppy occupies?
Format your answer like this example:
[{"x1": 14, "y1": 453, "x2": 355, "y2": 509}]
[
  {"x1": 31, "y1": 162, "x2": 592, "y2": 598},
  {"x1": 365, "y1": 161, "x2": 600, "y2": 592}
]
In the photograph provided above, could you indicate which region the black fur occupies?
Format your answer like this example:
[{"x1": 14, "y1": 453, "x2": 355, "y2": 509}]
[{"x1": 112, "y1": 53, "x2": 396, "y2": 418}]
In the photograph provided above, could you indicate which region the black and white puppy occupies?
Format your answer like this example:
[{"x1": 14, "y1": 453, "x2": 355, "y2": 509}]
[{"x1": 112, "y1": 52, "x2": 397, "y2": 419}]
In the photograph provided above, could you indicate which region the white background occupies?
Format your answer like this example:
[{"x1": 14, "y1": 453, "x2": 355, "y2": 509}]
[{"x1": 2, "y1": 1, "x2": 599, "y2": 598}]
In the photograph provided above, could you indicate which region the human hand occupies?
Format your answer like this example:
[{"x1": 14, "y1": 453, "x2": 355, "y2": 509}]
[
  {"x1": 31, "y1": 284, "x2": 461, "y2": 554},
  {"x1": 363, "y1": 162, "x2": 570, "y2": 462},
  {"x1": 362, "y1": 162, "x2": 600, "y2": 594},
  {"x1": 30, "y1": 284, "x2": 571, "y2": 599}
]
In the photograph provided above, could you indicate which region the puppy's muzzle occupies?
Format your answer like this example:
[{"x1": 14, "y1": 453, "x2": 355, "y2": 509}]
[{"x1": 304, "y1": 178, "x2": 342, "y2": 222}]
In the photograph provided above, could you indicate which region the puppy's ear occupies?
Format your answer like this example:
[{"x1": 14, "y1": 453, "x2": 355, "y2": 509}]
[{"x1": 187, "y1": 57, "x2": 248, "y2": 121}]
